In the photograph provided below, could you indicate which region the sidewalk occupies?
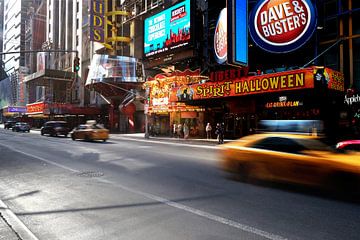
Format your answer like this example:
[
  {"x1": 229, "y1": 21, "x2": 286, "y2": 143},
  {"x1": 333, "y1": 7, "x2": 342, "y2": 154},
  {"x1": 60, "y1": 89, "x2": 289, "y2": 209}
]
[
  {"x1": 111, "y1": 132, "x2": 233, "y2": 145},
  {"x1": 0, "y1": 123, "x2": 233, "y2": 145}
]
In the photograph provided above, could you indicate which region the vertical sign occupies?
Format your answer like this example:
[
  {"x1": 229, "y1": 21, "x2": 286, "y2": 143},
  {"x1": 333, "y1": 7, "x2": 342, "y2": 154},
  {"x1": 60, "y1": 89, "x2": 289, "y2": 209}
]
[
  {"x1": 90, "y1": 0, "x2": 105, "y2": 43},
  {"x1": 227, "y1": 0, "x2": 248, "y2": 66},
  {"x1": 37, "y1": 52, "x2": 45, "y2": 72}
]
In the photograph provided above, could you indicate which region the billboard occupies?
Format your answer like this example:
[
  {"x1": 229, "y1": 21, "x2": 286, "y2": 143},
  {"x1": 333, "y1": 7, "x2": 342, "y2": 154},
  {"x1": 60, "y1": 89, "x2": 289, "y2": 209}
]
[
  {"x1": 214, "y1": 8, "x2": 227, "y2": 64},
  {"x1": 227, "y1": 0, "x2": 248, "y2": 66},
  {"x1": 86, "y1": 54, "x2": 145, "y2": 84},
  {"x1": 144, "y1": 0, "x2": 191, "y2": 58},
  {"x1": 248, "y1": 0, "x2": 317, "y2": 53}
]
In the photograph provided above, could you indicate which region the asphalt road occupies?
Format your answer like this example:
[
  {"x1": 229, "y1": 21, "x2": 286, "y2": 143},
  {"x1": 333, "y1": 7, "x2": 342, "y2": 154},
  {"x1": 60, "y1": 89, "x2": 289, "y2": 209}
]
[{"x1": 0, "y1": 128, "x2": 360, "y2": 240}]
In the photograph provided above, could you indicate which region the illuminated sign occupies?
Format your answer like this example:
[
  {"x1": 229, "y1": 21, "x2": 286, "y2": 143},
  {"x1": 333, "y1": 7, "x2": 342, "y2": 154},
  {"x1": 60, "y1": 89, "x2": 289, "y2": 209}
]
[
  {"x1": 26, "y1": 102, "x2": 45, "y2": 114},
  {"x1": 227, "y1": 0, "x2": 248, "y2": 66},
  {"x1": 90, "y1": 0, "x2": 105, "y2": 43},
  {"x1": 249, "y1": 0, "x2": 317, "y2": 53},
  {"x1": 214, "y1": 8, "x2": 227, "y2": 64},
  {"x1": 265, "y1": 101, "x2": 303, "y2": 108},
  {"x1": 153, "y1": 97, "x2": 169, "y2": 106},
  {"x1": 144, "y1": 0, "x2": 191, "y2": 57},
  {"x1": 170, "y1": 68, "x2": 314, "y2": 101},
  {"x1": 209, "y1": 67, "x2": 249, "y2": 81},
  {"x1": 8, "y1": 106, "x2": 26, "y2": 113},
  {"x1": 344, "y1": 94, "x2": 360, "y2": 105},
  {"x1": 325, "y1": 68, "x2": 344, "y2": 91}
]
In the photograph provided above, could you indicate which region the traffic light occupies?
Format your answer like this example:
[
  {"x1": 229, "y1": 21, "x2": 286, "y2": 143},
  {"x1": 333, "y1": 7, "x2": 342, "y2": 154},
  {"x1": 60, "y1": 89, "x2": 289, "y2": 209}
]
[{"x1": 73, "y1": 57, "x2": 80, "y2": 72}]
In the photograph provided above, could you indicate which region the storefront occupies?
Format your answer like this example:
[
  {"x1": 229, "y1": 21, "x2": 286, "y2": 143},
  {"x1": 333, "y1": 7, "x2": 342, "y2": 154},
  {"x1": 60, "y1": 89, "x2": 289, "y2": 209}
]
[
  {"x1": 144, "y1": 69, "x2": 207, "y2": 137},
  {"x1": 342, "y1": 88, "x2": 360, "y2": 139},
  {"x1": 1, "y1": 106, "x2": 27, "y2": 122},
  {"x1": 26, "y1": 102, "x2": 101, "y2": 128},
  {"x1": 169, "y1": 66, "x2": 345, "y2": 140}
]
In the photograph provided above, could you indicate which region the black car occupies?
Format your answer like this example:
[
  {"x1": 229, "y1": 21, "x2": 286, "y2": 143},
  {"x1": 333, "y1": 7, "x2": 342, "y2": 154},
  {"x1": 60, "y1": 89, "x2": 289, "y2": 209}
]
[
  {"x1": 4, "y1": 120, "x2": 16, "y2": 129},
  {"x1": 41, "y1": 121, "x2": 70, "y2": 137},
  {"x1": 12, "y1": 122, "x2": 31, "y2": 132}
]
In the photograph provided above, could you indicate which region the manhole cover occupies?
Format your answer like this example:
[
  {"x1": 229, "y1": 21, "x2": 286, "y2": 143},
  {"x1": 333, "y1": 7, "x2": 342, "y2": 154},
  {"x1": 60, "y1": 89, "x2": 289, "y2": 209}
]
[{"x1": 77, "y1": 171, "x2": 104, "y2": 178}]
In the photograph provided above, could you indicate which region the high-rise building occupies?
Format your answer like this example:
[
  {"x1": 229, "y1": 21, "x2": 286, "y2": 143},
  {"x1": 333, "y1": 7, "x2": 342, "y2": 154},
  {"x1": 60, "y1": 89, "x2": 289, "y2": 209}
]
[
  {"x1": 24, "y1": 0, "x2": 46, "y2": 74},
  {"x1": 2, "y1": 0, "x2": 26, "y2": 75}
]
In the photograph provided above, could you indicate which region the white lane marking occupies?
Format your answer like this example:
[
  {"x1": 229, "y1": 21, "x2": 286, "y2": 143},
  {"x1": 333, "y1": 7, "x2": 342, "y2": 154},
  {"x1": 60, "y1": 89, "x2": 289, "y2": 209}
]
[
  {"x1": 0, "y1": 142, "x2": 287, "y2": 240},
  {"x1": 0, "y1": 199, "x2": 39, "y2": 240}
]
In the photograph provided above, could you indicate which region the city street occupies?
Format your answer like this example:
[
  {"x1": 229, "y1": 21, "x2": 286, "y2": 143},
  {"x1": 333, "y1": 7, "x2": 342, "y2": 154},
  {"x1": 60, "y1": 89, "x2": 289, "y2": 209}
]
[{"x1": 1, "y1": 128, "x2": 360, "y2": 240}]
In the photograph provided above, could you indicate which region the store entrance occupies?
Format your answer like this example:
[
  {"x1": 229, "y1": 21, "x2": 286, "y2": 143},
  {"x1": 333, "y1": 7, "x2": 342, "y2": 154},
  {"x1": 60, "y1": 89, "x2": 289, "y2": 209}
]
[
  {"x1": 150, "y1": 114, "x2": 170, "y2": 136},
  {"x1": 224, "y1": 113, "x2": 257, "y2": 139}
]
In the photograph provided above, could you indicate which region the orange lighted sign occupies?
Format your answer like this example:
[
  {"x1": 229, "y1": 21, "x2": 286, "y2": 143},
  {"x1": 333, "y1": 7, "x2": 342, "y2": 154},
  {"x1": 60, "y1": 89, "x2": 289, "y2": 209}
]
[
  {"x1": 171, "y1": 68, "x2": 314, "y2": 101},
  {"x1": 325, "y1": 68, "x2": 344, "y2": 91},
  {"x1": 26, "y1": 102, "x2": 45, "y2": 114}
]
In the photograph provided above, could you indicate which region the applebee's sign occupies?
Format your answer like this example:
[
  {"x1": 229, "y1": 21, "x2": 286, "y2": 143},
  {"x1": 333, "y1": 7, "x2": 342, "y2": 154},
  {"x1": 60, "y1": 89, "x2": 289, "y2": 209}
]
[{"x1": 249, "y1": 0, "x2": 317, "y2": 53}]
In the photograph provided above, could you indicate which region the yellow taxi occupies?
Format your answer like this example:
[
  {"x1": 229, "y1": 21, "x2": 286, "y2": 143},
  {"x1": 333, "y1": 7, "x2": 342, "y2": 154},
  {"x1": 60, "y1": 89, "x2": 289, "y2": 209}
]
[
  {"x1": 219, "y1": 133, "x2": 360, "y2": 191},
  {"x1": 71, "y1": 124, "x2": 109, "y2": 142}
]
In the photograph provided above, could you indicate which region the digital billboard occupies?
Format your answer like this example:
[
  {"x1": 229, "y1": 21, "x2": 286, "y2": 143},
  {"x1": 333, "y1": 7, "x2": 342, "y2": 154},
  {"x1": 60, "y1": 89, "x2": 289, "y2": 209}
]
[
  {"x1": 144, "y1": 0, "x2": 191, "y2": 58},
  {"x1": 227, "y1": 0, "x2": 248, "y2": 66}
]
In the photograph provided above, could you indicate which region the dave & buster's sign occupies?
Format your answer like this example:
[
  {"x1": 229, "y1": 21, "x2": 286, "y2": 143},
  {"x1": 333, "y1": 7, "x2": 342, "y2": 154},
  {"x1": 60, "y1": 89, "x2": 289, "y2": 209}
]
[
  {"x1": 144, "y1": 0, "x2": 191, "y2": 57},
  {"x1": 249, "y1": 0, "x2": 317, "y2": 53}
]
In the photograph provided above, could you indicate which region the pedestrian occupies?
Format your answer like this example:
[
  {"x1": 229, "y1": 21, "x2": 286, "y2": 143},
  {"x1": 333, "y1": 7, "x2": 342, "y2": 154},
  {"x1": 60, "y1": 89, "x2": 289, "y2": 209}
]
[
  {"x1": 177, "y1": 123, "x2": 183, "y2": 138},
  {"x1": 215, "y1": 123, "x2": 224, "y2": 144},
  {"x1": 183, "y1": 122, "x2": 189, "y2": 139},
  {"x1": 205, "y1": 122, "x2": 212, "y2": 140},
  {"x1": 173, "y1": 122, "x2": 177, "y2": 138}
]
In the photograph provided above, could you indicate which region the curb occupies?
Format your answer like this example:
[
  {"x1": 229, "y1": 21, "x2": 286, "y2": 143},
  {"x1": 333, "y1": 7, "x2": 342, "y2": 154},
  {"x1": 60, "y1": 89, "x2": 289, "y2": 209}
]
[{"x1": 0, "y1": 200, "x2": 39, "y2": 240}]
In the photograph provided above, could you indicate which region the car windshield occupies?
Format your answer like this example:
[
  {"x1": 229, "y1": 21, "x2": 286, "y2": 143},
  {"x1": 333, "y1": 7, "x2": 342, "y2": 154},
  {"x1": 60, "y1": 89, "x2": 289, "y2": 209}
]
[
  {"x1": 53, "y1": 123, "x2": 67, "y2": 127},
  {"x1": 90, "y1": 124, "x2": 105, "y2": 129}
]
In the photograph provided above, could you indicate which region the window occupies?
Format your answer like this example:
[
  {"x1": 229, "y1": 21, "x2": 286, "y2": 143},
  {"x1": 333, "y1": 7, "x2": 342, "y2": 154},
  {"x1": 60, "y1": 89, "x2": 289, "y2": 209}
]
[
  {"x1": 344, "y1": 145, "x2": 360, "y2": 151},
  {"x1": 76, "y1": 19, "x2": 79, "y2": 29},
  {"x1": 76, "y1": 2, "x2": 79, "y2": 12},
  {"x1": 252, "y1": 137, "x2": 306, "y2": 154}
]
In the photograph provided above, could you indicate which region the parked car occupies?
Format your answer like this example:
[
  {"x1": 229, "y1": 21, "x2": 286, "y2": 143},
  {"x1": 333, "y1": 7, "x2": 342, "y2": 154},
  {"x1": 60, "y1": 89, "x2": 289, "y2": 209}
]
[
  {"x1": 71, "y1": 124, "x2": 109, "y2": 142},
  {"x1": 336, "y1": 140, "x2": 360, "y2": 151},
  {"x1": 4, "y1": 120, "x2": 16, "y2": 129},
  {"x1": 12, "y1": 122, "x2": 30, "y2": 132},
  {"x1": 219, "y1": 133, "x2": 360, "y2": 191},
  {"x1": 41, "y1": 121, "x2": 70, "y2": 137}
]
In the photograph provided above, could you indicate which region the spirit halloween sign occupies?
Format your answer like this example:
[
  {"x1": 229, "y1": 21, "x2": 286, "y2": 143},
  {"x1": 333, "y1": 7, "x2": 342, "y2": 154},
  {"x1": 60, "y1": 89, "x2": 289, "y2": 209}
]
[{"x1": 171, "y1": 68, "x2": 314, "y2": 101}]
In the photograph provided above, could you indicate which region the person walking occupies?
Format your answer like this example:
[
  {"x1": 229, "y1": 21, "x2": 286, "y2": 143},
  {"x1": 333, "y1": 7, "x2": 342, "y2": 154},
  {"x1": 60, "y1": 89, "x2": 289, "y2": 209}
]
[
  {"x1": 177, "y1": 123, "x2": 183, "y2": 138},
  {"x1": 173, "y1": 122, "x2": 177, "y2": 138},
  {"x1": 215, "y1": 123, "x2": 224, "y2": 144},
  {"x1": 183, "y1": 122, "x2": 189, "y2": 139},
  {"x1": 205, "y1": 123, "x2": 212, "y2": 140}
]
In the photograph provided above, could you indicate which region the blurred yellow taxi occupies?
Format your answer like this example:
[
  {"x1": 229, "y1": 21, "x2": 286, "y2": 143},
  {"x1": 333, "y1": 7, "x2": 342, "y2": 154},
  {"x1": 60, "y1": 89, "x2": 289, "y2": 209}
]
[
  {"x1": 71, "y1": 124, "x2": 109, "y2": 142},
  {"x1": 219, "y1": 133, "x2": 360, "y2": 191}
]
